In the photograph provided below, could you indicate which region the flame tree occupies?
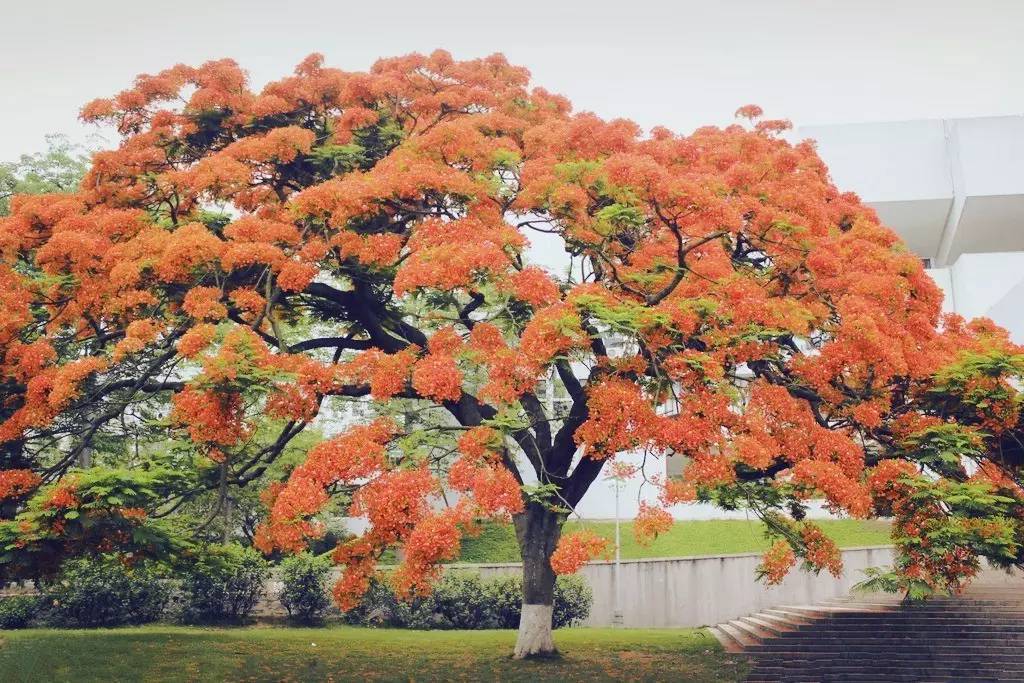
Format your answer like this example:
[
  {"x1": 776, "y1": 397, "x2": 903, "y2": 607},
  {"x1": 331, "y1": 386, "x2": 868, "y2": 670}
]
[{"x1": 1, "y1": 52, "x2": 1023, "y2": 657}]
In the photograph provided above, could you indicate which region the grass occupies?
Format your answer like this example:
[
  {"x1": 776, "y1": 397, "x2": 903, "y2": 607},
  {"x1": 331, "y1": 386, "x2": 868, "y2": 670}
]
[
  {"x1": 0, "y1": 625, "x2": 748, "y2": 682},
  {"x1": 459, "y1": 518, "x2": 892, "y2": 563}
]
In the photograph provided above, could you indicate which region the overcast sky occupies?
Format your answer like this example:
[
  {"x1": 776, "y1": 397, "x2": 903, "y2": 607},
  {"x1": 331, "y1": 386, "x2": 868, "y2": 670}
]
[{"x1": 1, "y1": 0, "x2": 1021, "y2": 160}]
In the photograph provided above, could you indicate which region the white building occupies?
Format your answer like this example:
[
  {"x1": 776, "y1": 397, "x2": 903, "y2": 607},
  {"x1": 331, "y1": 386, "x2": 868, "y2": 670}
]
[
  {"x1": 576, "y1": 114, "x2": 1024, "y2": 520},
  {"x1": 804, "y1": 115, "x2": 1024, "y2": 340}
]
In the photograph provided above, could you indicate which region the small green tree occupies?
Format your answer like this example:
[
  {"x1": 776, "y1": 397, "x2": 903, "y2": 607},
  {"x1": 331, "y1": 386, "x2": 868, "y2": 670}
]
[
  {"x1": 42, "y1": 554, "x2": 172, "y2": 627},
  {"x1": 279, "y1": 552, "x2": 332, "y2": 624},
  {"x1": 178, "y1": 544, "x2": 269, "y2": 624},
  {"x1": 0, "y1": 134, "x2": 89, "y2": 216}
]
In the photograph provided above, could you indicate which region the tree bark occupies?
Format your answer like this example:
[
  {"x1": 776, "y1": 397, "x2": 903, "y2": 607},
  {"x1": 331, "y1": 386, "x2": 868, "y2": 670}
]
[
  {"x1": 1, "y1": 439, "x2": 29, "y2": 520},
  {"x1": 512, "y1": 501, "x2": 564, "y2": 659}
]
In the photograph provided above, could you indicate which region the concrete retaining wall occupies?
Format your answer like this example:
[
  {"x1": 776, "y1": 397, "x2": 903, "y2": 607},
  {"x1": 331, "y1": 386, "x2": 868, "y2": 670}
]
[
  {"x1": 257, "y1": 545, "x2": 897, "y2": 627},
  {"x1": 437, "y1": 545, "x2": 895, "y2": 628}
]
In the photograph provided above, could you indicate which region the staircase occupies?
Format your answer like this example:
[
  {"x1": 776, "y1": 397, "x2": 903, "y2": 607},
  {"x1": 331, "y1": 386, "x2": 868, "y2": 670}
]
[{"x1": 711, "y1": 578, "x2": 1024, "y2": 682}]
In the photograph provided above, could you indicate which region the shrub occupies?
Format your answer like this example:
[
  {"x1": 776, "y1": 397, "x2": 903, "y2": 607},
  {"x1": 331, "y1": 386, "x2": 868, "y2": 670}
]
[
  {"x1": 425, "y1": 571, "x2": 496, "y2": 629},
  {"x1": 481, "y1": 574, "x2": 524, "y2": 629},
  {"x1": 0, "y1": 595, "x2": 40, "y2": 629},
  {"x1": 337, "y1": 577, "x2": 440, "y2": 629},
  {"x1": 342, "y1": 571, "x2": 592, "y2": 630},
  {"x1": 479, "y1": 574, "x2": 593, "y2": 628},
  {"x1": 42, "y1": 555, "x2": 171, "y2": 627},
  {"x1": 279, "y1": 553, "x2": 332, "y2": 625},
  {"x1": 340, "y1": 577, "x2": 404, "y2": 627},
  {"x1": 553, "y1": 574, "x2": 593, "y2": 628},
  {"x1": 178, "y1": 544, "x2": 269, "y2": 624}
]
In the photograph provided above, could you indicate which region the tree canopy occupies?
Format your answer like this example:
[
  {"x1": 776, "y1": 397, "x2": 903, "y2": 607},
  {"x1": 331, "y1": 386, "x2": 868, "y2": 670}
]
[{"x1": 1, "y1": 50, "x2": 1022, "y2": 655}]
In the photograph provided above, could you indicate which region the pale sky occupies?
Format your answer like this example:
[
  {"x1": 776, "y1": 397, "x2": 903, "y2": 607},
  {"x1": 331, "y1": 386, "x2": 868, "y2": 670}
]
[{"x1": 1, "y1": 0, "x2": 1022, "y2": 160}]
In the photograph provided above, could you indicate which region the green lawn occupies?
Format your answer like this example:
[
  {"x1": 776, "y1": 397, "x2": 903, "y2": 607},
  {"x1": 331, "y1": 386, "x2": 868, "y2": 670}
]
[
  {"x1": 459, "y1": 519, "x2": 892, "y2": 563},
  {"x1": 0, "y1": 625, "x2": 748, "y2": 682}
]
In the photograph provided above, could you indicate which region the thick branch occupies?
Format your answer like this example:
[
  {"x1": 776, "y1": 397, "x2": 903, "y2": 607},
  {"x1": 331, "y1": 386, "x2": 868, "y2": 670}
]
[
  {"x1": 45, "y1": 331, "x2": 186, "y2": 479},
  {"x1": 563, "y1": 452, "x2": 605, "y2": 507},
  {"x1": 645, "y1": 228, "x2": 728, "y2": 306},
  {"x1": 520, "y1": 393, "x2": 552, "y2": 454},
  {"x1": 291, "y1": 336, "x2": 373, "y2": 353}
]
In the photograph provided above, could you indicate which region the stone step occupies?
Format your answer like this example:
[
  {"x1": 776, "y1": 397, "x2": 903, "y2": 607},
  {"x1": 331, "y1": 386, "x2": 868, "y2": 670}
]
[
  {"x1": 762, "y1": 607, "x2": 817, "y2": 624},
  {"x1": 829, "y1": 604, "x2": 1024, "y2": 612},
  {"x1": 721, "y1": 583, "x2": 1024, "y2": 680},
  {"x1": 727, "y1": 618, "x2": 775, "y2": 643},
  {"x1": 756, "y1": 643, "x2": 1024, "y2": 653},
  {"x1": 748, "y1": 660, "x2": 1024, "y2": 672},
  {"x1": 761, "y1": 637, "x2": 1024, "y2": 648},
  {"x1": 815, "y1": 627, "x2": 1024, "y2": 637},
  {"x1": 716, "y1": 620, "x2": 761, "y2": 648},
  {"x1": 748, "y1": 643, "x2": 1024, "y2": 655},
  {"x1": 753, "y1": 654, "x2": 1024, "y2": 662},
  {"x1": 820, "y1": 601, "x2": 904, "y2": 610},
  {"x1": 806, "y1": 623, "x2": 1024, "y2": 632},
  {"x1": 749, "y1": 663, "x2": 1024, "y2": 672},
  {"x1": 747, "y1": 674, "x2": 1020, "y2": 680},
  {"x1": 770, "y1": 626, "x2": 1024, "y2": 638},
  {"x1": 746, "y1": 660, "x2": 1024, "y2": 674},
  {"x1": 824, "y1": 595, "x2": 903, "y2": 603},
  {"x1": 706, "y1": 625, "x2": 744, "y2": 654},
  {"x1": 750, "y1": 611, "x2": 808, "y2": 630},
  {"x1": 791, "y1": 614, "x2": 1024, "y2": 623},
  {"x1": 740, "y1": 614, "x2": 797, "y2": 636},
  {"x1": 788, "y1": 619, "x2": 1024, "y2": 629},
  {"x1": 818, "y1": 606, "x2": 1010, "y2": 613},
  {"x1": 747, "y1": 669, "x2": 1024, "y2": 683},
  {"x1": 834, "y1": 597, "x2": 1024, "y2": 603},
  {"x1": 775, "y1": 604, "x2": 898, "y2": 618},
  {"x1": 748, "y1": 668, "x2": 1024, "y2": 678}
]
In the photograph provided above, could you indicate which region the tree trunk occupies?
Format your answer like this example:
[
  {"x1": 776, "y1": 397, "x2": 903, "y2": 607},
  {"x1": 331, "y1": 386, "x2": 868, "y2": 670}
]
[
  {"x1": 1, "y1": 440, "x2": 29, "y2": 519},
  {"x1": 512, "y1": 502, "x2": 564, "y2": 659},
  {"x1": 78, "y1": 444, "x2": 92, "y2": 469}
]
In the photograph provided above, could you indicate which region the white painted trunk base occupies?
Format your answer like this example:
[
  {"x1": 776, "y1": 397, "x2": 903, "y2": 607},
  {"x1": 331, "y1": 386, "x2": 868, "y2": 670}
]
[{"x1": 513, "y1": 603, "x2": 556, "y2": 659}]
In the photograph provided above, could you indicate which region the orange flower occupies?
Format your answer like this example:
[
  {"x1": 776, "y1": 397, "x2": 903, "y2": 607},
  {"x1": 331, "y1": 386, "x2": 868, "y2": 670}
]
[
  {"x1": 411, "y1": 353, "x2": 463, "y2": 402},
  {"x1": 120, "y1": 507, "x2": 147, "y2": 521},
  {"x1": 550, "y1": 530, "x2": 610, "y2": 575},
  {"x1": 43, "y1": 482, "x2": 79, "y2": 510},
  {"x1": 177, "y1": 323, "x2": 218, "y2": 358},
  {"x1": 758, "y1": 540, "x2": 796, "y2": 586},
  {"x1": 182, "y1": 287, "x2": 226, "y2": 321},
  {"x1": 634, "y1": 502, "x2": 673, "y2": 546},
  {"x1": 0, "y1": 470, "x2": 41, "y2": 501}
]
